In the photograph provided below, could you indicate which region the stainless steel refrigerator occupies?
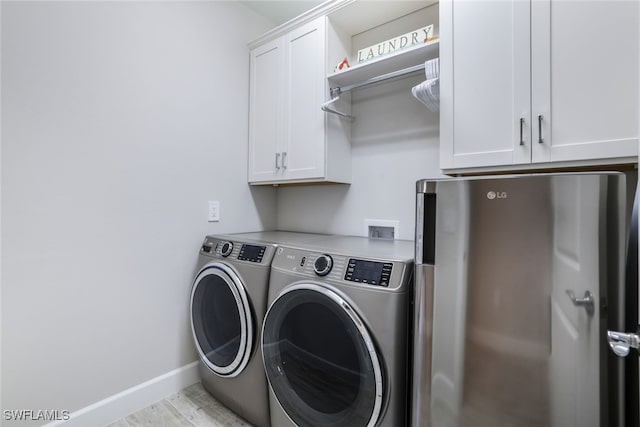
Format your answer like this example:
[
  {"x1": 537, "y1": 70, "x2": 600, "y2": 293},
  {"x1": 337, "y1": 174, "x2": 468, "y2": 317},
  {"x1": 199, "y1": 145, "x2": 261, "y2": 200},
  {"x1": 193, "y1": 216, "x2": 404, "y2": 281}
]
[{"x1": 412, "y1": 172, "x2": 638, "y2": 427}]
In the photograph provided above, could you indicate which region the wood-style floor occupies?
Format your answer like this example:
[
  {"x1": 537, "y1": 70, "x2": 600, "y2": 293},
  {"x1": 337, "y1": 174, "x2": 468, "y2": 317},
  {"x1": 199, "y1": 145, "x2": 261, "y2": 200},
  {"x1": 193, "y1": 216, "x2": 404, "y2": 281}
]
[{"x1": 107, "y1": 383, "x2": 255, "y2": 427}]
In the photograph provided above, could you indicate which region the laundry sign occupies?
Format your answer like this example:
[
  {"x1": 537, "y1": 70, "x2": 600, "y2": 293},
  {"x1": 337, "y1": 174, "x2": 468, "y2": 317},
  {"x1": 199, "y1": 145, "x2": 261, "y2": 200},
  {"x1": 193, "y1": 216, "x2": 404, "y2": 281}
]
[{"x1": 357, "y1": 25, "x2": 435, "y2": 63}]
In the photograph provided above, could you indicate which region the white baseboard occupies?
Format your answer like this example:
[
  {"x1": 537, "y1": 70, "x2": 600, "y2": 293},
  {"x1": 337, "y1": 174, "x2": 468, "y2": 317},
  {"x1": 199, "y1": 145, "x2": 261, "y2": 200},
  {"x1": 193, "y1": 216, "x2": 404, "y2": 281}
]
[{"x1": 44, "y1": 361, "x2": 200, "y2": 427}]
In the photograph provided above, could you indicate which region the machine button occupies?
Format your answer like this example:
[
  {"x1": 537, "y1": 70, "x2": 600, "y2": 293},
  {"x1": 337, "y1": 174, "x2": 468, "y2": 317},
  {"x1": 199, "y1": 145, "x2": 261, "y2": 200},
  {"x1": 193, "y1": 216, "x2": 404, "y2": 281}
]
[
  {"x1": 313, "y1": 254, "x2": 333, "y2": 276},
  {"x1": 220, "y1": 241, "x2": 233, "y2": 257}
]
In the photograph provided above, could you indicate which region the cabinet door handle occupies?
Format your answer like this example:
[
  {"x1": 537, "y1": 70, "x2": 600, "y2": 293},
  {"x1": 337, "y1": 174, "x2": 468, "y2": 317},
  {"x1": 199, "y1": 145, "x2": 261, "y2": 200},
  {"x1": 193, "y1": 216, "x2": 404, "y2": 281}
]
[
  {"x1": 275, "y1": 152, "x2": 281, "y2": 170},
  {"x1": 538, "y1": 114, "x2": 544, "y2": 144},
  {"x1": 282, "y1": 152, "x2": 287, "y2": 169},
  {"x1": 519, "y1": 117, "x2": 525, "y2": 146}
]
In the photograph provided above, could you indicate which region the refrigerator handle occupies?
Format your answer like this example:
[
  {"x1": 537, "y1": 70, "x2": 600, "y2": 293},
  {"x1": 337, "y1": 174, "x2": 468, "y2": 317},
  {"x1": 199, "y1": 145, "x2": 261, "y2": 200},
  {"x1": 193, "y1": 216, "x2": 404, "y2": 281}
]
[
  {"x1": 416, "y1": 181, "x2": 437, "y2": 265},
  {"x1": 412, "y1": 182, "x2": 437, "y2": 427},
  {"x1": 421, "y1": 194, "x2": 436, "y2": 264},
  {"x1": 607, "y1": 330, "x2": 640, "y2": 357}
]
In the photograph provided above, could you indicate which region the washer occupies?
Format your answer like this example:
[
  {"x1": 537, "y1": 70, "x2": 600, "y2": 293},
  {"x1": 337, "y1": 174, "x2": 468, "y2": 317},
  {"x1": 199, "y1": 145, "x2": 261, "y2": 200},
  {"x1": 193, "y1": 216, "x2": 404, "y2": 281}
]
[
  {"x1": 261, "y1": 236, "x2": 414, "y2": 427},
  {"x1": 190, "y1": 234, "x2": 276, "y2": 427}
]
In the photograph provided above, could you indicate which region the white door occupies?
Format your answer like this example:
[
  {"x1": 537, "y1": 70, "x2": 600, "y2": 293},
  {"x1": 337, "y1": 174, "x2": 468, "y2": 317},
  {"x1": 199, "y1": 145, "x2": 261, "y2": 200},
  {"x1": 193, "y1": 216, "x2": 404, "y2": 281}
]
[
  {"x1": 531, "y1": 0, "x2": 639, "y2": 164},
  {"x1": 282, "y1": 17, "x2": 326, "y2": 181},
  {"x1": 248, "y1": 38, "x2": 284, "y2": 183},
  {"x1": 440, "y1": 0, "x2": 530, "y2": 170},
  {"x1": 549, "y1": 176, "x2": 603, "y2": 427}
]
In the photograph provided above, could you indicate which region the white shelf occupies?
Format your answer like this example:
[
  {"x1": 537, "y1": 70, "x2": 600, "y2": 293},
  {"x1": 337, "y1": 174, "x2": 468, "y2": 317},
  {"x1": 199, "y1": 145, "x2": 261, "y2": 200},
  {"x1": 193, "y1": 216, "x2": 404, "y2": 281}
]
[{"x1": 327, "y1": 39, "x2": 439, "y2": 89}]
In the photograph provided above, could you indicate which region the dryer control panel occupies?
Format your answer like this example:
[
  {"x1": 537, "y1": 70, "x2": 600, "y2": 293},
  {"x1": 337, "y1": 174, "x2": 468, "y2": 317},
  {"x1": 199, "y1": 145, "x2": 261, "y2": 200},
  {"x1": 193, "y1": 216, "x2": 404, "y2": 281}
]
[
  {"x1": 272, "y1": 246, "x2": 411, "y2": 292},
  {"x1": 345, "y1": 259, "x2": 393, "y2": 287}
]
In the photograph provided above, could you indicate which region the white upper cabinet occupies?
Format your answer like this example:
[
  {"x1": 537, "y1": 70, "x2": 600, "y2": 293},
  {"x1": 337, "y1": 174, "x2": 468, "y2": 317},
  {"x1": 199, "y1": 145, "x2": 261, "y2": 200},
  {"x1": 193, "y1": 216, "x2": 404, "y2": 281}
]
[
  {"x1": 531, "y1": 0, "x2": 639, "y2": 164},
  {"x1": 248, "y1": 16, "x2": 351, "y2": 185},
  {"x1": 248, "y1": 0, "x2": 438, "y2": 186},
  {"x1": 283, "y1": 20, "x2": 328, "y2": 182},
  {"x1": 440, "y1": 0, "x2": 639, "y2": 172},
  {"x1": 249, "y1": 38, "x2": 283, "y2": 183},
  {"x1": 440, "y1": 0, "x2": 530, "y2": 169}
]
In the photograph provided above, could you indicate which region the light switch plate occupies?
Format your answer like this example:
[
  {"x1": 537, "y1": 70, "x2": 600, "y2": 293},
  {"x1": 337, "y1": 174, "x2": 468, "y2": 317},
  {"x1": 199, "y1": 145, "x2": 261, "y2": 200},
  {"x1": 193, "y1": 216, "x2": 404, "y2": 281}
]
[{"x1": 208, "y1": 201, "x2": 220, "y2": 222}]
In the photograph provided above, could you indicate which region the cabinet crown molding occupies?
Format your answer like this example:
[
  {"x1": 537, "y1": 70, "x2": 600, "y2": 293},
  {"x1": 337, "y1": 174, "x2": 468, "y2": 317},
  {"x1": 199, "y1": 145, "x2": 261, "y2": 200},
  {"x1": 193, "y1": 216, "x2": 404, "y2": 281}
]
[
  {"x1": 248, "y1": 0, "x2": 435, "y2": 49},
  {"x1": 248, "y1": 0, "x2": 352, "y2": 49}
]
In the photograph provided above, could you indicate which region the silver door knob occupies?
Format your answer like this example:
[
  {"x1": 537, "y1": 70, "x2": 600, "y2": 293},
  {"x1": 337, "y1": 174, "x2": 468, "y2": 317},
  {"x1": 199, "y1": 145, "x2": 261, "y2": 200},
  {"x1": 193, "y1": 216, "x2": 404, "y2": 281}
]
[
  {"x1": 607, "y1": 330, "x2": 640, "y2": 357},
  {"x1": 565, "y1": 290, "x2": 594, "y2": 316}
]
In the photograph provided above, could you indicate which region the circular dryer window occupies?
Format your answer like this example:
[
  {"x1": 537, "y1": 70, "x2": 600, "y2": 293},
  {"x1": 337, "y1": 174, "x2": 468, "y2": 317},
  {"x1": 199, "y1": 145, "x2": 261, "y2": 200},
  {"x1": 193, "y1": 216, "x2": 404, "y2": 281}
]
[
  {"x1": 190, "y1": 263, "x2": 254, "y2": 377},
  {"x1": 262, "y1": 283, "x2": 383, "y2": 427}
]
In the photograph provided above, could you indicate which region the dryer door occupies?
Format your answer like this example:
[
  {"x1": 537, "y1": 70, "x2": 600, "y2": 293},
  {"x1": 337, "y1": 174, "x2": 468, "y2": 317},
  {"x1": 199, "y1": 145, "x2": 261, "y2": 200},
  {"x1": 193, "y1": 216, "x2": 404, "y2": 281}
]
[
  {"x1": 190, "y1": 262, "x2": 254, "y2": 377},
  {"x1": 262, "y1": 283, "x2": 383, "y2": 427}
]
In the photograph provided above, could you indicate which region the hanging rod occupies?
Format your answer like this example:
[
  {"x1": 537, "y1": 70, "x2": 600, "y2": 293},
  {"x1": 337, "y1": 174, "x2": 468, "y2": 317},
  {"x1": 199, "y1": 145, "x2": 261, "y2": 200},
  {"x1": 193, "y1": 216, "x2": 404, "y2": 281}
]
[
  {"x1": 322, "y1": 63, "x2": 426, "y2": 119},
  {"x1": 339, "y1": 63, "x2": 425, "y2": 93}
]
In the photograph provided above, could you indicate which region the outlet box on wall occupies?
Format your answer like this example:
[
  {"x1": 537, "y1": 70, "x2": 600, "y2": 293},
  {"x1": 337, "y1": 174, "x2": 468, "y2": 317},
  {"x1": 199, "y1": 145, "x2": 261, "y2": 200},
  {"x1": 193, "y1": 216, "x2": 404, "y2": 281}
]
[{"x1": 363, "y1": 219, "x2": 399, "y2": 240}]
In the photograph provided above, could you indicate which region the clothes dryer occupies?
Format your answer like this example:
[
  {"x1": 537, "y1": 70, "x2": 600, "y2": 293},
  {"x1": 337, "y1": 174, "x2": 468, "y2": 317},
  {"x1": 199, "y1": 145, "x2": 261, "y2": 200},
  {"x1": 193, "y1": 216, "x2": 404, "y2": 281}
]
[
  {"x1": 190, "y1": 235, "x2": 275, "y2": 427},
  {"x1": 261, "y1": 236, "x2": 414, "y2": 427}
]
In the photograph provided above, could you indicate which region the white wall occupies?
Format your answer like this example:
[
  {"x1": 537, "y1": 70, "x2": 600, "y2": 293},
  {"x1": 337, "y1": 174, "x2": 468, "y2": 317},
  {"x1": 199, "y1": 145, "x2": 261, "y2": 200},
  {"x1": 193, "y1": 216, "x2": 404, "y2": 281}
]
[
  {"x1": 1, "y1": 1, "x2": 274, "y2": 424},
  {"x1": 277, "y1": 72, "x2": 443, "y2": 240}
]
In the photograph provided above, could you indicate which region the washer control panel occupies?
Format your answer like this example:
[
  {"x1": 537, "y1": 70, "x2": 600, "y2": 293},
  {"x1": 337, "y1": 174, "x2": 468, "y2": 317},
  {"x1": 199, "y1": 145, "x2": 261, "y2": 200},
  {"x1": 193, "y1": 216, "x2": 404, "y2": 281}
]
[
  {"x1": 237, "y1": 244, "x2": 267, "y2": 263},
  {"x1": 345, "y1": 259, "x2": 393, "y2": 287},
  {"x1": 199, "y1": 236, "x2": 274, "y2": 265}
]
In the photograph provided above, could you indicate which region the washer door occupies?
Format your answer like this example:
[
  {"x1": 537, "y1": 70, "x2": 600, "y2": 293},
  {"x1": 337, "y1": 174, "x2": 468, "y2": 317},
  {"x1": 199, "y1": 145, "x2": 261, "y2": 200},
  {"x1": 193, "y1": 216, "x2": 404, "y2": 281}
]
[
  {"x1": 262, "y1": 283, "x2": 383, "y2": 427},
  {"x1": 190, "y1": 262, "x2": 254, "y2": 377}
]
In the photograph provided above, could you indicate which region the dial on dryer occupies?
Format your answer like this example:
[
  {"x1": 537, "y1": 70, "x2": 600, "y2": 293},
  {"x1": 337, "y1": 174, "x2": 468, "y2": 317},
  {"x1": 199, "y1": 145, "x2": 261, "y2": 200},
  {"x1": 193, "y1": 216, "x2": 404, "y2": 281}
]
[{"x1": 314, "y1": 254, "x2": 333, "y2": 276}]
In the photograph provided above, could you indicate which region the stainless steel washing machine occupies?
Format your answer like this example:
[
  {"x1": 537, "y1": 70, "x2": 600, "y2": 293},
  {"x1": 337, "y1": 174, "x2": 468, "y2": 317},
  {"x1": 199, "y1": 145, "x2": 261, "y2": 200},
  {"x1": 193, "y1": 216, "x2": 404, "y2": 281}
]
[
  {"x1": 261, "y1": 236, "x2": 414, "y2": 427},
  {"x1": 190, "y1": 234, "x2": 276, "y2": 427}
]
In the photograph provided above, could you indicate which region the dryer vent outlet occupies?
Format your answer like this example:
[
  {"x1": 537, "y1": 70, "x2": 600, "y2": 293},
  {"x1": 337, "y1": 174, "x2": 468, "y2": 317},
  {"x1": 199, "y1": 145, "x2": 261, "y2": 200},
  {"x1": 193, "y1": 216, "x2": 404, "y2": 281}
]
[{"x1": 364, "y1": 219, "x2": 399, "y2": 240}]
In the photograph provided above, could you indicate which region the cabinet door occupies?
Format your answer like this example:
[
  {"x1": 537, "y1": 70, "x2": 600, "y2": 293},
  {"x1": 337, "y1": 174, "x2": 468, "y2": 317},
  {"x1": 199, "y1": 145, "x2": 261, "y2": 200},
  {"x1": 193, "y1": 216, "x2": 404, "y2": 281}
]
[
  {"x1": 531, "y1": 0, "x2": 639, "y2": 164},
  {"x1": 282, "y1": 17, "x2": 326, "y2": 181},
  {"x1": 248, "y1": 38, "x2": 284, "y2": 183},
  {"x1": 440, "y1": 0, "x2": 531, "y2": 170}
]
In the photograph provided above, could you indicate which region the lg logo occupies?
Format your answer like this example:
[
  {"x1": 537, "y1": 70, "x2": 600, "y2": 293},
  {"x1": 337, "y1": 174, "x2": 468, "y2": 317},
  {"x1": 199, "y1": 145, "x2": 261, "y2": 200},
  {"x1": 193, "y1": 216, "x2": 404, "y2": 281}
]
[{"x1": 487, "y1": 191, "x2": 508, "y2": 200}]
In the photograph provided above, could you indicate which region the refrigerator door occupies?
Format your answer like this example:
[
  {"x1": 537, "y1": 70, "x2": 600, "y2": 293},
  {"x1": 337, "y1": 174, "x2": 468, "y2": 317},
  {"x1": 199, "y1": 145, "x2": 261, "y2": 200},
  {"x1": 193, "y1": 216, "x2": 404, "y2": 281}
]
[
  {"x1": 413, "y1": 173, "x2": 631, "y2": 427},
  {"x1": 607, "y1": 181, "x2": 639, "y2": 425}
]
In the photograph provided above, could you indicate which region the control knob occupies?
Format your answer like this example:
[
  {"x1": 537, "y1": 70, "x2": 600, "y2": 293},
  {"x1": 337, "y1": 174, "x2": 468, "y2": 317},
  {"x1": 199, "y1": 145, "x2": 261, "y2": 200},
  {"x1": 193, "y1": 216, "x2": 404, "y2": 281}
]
[
  {"x1": 314, "y1": 254, "x2": 333, "y2": 276},
  {"x1": 220, "y1": 241, "x2": 233, "y2": 257}
]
